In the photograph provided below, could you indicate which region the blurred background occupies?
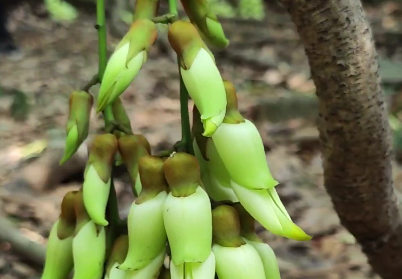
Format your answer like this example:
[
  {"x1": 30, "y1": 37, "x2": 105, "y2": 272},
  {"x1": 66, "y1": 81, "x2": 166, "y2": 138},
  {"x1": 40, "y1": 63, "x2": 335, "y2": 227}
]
[{"x1": 1, "y1": 0, "x2": 402, "y2": 278}]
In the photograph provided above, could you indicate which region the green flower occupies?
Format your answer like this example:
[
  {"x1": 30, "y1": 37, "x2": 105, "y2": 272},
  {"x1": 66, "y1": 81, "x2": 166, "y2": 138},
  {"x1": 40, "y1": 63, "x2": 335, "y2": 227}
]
[
  {"x1": 168, "y1": 21, "x2": 227, "y2": 136},
  {"x1": 72, "y1": 192, "x2": 106, "y2": 279},
  {"x1": 162, "y1": 153, "x2": 212, "y2": 265},
  {"x1": 97, "y1": 19, "x2": 157, "y2": 112},
  {"x1": 41, "y1": 220, "x2": 74, "y2": 279},
  {"x1": 119, "y1": 156, "x2": 168, "y2": 271},
  {"x1": 212, "y1": 120, "x2": 278, "y2": 190},
  {"x1": 60, "y1": 91, "x2": 93, "y2": 165},
  {"x1": 83, "y1": 134, "x2": 118, "y2": 226}
]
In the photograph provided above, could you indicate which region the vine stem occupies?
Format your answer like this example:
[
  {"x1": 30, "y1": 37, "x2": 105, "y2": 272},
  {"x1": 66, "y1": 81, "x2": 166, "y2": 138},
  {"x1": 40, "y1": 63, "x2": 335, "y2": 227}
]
[
  {"x1": 169, "y1": 0, "x2": 178, "y2": 15},
  {"x1": 96, "y1": 0, "x2": 119, "y2": 258}
]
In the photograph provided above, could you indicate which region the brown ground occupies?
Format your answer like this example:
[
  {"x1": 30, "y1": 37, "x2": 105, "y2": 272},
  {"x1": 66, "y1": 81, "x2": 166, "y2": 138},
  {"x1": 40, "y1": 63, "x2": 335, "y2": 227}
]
[{"x1": 1, "y1": 2, "x2": 402, "y2": 279}]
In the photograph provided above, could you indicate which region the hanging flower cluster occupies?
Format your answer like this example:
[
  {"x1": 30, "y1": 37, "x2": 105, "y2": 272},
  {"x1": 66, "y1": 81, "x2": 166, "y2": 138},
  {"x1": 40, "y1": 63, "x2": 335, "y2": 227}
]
[{"x1": 41, "y1": 1, "x2": 311, "y2": 279}]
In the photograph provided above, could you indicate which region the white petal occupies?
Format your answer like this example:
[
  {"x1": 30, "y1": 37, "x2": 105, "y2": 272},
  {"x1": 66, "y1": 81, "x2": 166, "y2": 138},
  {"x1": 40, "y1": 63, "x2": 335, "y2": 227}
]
[
  {"x1": 212, "y1": 120, "x2": 278, "y2": 190},
  {"x1": 212, "y1": 244, "x2": 265, "y2": 279},
  {"x1": 120, "y1": 191, "x2": 167, "y2": 270},
  {"x1": 163, "y1": 187, "x2": 212, "y2": 265}
]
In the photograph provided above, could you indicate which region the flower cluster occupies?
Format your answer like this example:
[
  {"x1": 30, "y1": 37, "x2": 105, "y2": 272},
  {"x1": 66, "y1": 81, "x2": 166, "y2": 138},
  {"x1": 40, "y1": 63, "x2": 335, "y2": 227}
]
[{"x1": 42, "y1": 1, "x2": 311, "y2": 279}]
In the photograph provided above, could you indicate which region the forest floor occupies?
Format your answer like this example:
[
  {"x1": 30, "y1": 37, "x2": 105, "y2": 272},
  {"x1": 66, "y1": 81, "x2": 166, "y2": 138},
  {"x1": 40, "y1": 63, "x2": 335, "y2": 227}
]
[{"x1": 1, "y1": 2, "x2": 402, "y2": 279}]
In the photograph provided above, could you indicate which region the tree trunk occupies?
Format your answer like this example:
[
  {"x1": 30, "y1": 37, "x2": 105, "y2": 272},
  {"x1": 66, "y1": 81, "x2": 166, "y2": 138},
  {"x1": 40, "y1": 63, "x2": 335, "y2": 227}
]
[{"x1": 279, "y1": 1, "x2": 402, "y2": 278}]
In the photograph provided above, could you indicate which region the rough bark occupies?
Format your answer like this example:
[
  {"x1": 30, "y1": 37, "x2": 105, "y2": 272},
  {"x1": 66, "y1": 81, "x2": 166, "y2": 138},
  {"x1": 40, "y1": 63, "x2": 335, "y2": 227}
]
[{"x1": 279, "y1": 1, "x2": 402, "y2": 278}]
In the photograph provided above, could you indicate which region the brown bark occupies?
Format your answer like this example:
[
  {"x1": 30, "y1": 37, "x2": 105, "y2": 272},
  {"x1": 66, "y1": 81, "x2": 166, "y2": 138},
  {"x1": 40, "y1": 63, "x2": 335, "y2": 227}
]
[{"x1": 279, "y1": 1, "x2": 402, "y2": 278}]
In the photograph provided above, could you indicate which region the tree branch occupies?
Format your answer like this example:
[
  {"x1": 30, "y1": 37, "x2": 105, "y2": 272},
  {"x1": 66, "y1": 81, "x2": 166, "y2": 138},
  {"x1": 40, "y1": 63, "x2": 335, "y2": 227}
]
[{"x1": 279, "y1": 1, "x2": 402, "y2": 278}]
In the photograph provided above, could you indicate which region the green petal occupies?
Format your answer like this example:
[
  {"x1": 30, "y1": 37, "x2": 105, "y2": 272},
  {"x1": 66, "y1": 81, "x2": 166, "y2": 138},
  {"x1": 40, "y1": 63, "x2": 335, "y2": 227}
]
[
  {"x1": 119, "y1": 191, "x2": 167, "y2": 271},
  {"x1": 180, "y1": 48, "x2": 227, "y2": 135},
  {"x1": 72, "y1": 221, "x2": 106, "y2": 279},
  {"x1": 212, "y1": 120, "x2": 278, "y2": 190},
  {"x1": 41, "y1": 220, "x2": 73, "y2": 279},
  {"x1": 163, "y1": 187, "x2": 212, "y2": 265},
  {"x1": 125, "y1": 249, "x2": 166, "y2": 279},
  {"x1": 60, "y1": 124, "x2": 79, "y2": 165},
  {"x1": 212, "y1": 244, "x2": 265, "y2": 279},
  {"x1": 244, "y1": 239, "x2": 281, "y2": 279},
  {"x1": 231, "y1": 182, "x2": 283, "y2": 236},
  {"x1": 83, "y1": 165, "x2": 111, "y2": 226},
  {"x1": 97, "y1": 45, "x2": 145, "y2": 111},
  {"x1": 170, "y1": 251, "x2": 216, "y2": 279}
]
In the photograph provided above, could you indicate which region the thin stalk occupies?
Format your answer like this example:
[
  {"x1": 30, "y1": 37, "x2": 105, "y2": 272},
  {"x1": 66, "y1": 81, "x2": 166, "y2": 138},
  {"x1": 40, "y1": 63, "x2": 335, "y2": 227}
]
[
  {"x1": 96, "y1": 0, "x2": 114, "y2": 123},
  {"x1": 179, "y1": 65, "x2": 194, "y2": 155},
  {"x1": 96, "y1": 0, "x2": 120, "y2": 260},
  {"x1": 168, "y1": 0, "x2": 178, "y2": 15}
]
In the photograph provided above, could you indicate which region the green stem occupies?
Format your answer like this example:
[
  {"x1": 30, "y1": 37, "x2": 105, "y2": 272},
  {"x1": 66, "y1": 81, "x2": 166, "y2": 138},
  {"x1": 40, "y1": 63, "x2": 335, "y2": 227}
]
[
  {"x1": 168, "y1": 0, "x2": 178, "y2": 15},
  {"x1": 97, "y1": 0, "x2": 107, "y2": 80},
  {"x1": 96, "y1": 0, "x2": 114, "y2": 125},
  {"x1": 179, "y1": 64, "x2": 195, "y2": 155},
  {"x1": 96, "y1": 0, "x2": 120, "y2": 262}
]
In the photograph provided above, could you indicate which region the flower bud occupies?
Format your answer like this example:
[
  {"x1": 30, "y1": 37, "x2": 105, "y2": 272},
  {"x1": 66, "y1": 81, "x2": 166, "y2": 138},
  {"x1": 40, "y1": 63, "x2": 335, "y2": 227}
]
[
  {"x1": 170, "y1": 251, "x2": 215, "y2": 279},
  {"x1": 163, "y1": 152, "x2": 200, "y2": 197},
  {"x1": 104, "y1": 236, "x2": 129, "y2": 279},
  {"x1": 119, "y1": 156, "x2": 168, "y2": 271},
  {"x1": 118, "y1": 134, "x2": 151, "y2": 195},
  {"x1": 72, "y1": 192, "x2": 106, "y2": 279},
  {"x1": 125, "y1": 248, "x2": 166, "y2": 279},
  {"x1": 83, "y1": 134, "x2": 118, "y2": 226},
  {"x1": 180, "y1": 0, "x2": 229, "y2": 48},
  {"x1": 168, "y1": 21, "x2": 227, "y2": 136},
  {"x1": 212, "y1": 205, "x2": 265, "y2": 279},
  {"x1": 41, "y1": 220, "x2": 74, "y2": 279},
  {"x1": 111, "y1": 97, "x2": 133, "y2": 135},
  {"x1": 234, "y1": 204, "x2": 281, "y2": 279},
  {"x1": 45, "y1": 0, "x2": 78, "y2": 22},
  {"x1": 57, "y1": 191, "x2": 78, "y2": 240},
  {"x1": 163, "y1": 153, "x2": 212, "y2": 265},
  {"x1": 212, "y1": 120, "x2": 278, "y2": 190},
  {"x1": 60, "y1": 91, "x2": 93, "y2": 164},
  {"x1": 132, "y1": 0, "x2": 159, "y2": 21},
  {"x1": 97, "y1": 19, "x2": 157, "y2": 112},
  {"x1": 231, "y1": 183, "x2": 311, "y2": 241}
]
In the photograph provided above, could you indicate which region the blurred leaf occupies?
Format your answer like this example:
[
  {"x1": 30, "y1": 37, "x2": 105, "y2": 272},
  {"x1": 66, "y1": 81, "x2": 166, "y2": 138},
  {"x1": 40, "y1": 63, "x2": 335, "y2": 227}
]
[
  {"x1": 9, "y1": 90, "x2": 30, "y2": 122},
  {"x1": 378, "y1": 58, "x2": 402, "y2": 84}
]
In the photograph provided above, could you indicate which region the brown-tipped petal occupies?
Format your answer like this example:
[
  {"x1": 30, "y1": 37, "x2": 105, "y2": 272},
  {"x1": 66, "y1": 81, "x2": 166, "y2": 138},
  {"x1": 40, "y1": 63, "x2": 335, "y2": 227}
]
[
  {"x1": 233, "y1": 203, "x2": 261, "y2": 242},
  {"x1": 212, "y1": 205, "x2": 245, "y2": 247},
  {"x1": 73, "y1": 191, "x2": 91, "y2": 233},
  {"x1": 163, "y1": 152, "x2": 201, "y2": 197},
  {"x1": 136, "y1": 155, "x2": 169, "y2": 204},
  {"x1": 86, "y1": 133, "x2": 118, "y2": 183},
  {"x1": 57, "y1": 191, "x2": 78, "y2": 239},
  {"x1": 168, "y1": 21, "x2": 211, "y2": 70},
  {"x1": 118, "y1": 134, "x2": 151, "y2": 180}
]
